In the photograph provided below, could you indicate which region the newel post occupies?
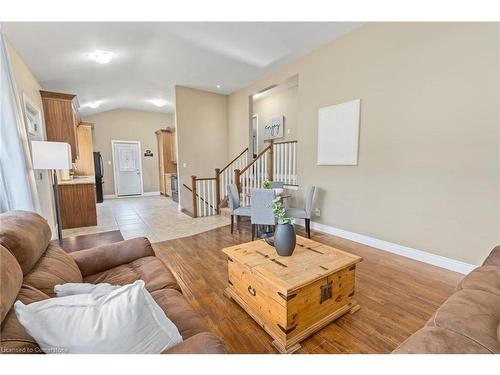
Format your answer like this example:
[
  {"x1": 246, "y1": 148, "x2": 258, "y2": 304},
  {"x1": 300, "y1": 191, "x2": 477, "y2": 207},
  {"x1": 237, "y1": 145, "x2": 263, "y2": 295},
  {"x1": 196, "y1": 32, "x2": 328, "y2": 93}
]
[
  {"x1": 215, "y1": 168, "x2": 221, "y2": 214},
  {"x1": 268, "y1": 139, "x2": 274, "y2": 181},
  {"x1": 234, "y1": 169, "x2": 241, "y2": 193},
  {"x1": 191, "y1": 175, "x2": 198, "y2": 218}
]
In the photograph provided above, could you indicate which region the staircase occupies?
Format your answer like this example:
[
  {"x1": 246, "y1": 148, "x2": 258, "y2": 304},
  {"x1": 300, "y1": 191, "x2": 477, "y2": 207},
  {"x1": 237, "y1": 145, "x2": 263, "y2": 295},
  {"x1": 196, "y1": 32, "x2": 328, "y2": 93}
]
[{"x1": 184, "y1": 139, "x2": 298, "y2": 218}]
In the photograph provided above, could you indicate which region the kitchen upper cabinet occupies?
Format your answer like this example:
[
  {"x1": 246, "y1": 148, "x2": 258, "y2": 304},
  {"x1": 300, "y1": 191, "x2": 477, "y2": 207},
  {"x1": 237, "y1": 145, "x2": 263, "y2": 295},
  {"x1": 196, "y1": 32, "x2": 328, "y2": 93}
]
[{"x1": 40, "y1": 90, "x2": 80, "y2": 161}]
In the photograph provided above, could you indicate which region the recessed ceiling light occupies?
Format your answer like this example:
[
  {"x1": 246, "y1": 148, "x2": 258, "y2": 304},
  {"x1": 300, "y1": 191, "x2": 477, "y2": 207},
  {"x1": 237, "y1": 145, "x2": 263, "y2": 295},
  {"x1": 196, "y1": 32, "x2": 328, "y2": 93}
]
[
  {"x1": 86, "y1": 101, "x2": 101, "y2": 109},
  {"x1": 150, "y1": 99, "x2": 168, "y2": 107},
  {"x1": 88, "y1": 50, "x2": 114, "y2": 64},
  {"x1": 216, "y1": 84, "x2": 222, "y2": 89}
]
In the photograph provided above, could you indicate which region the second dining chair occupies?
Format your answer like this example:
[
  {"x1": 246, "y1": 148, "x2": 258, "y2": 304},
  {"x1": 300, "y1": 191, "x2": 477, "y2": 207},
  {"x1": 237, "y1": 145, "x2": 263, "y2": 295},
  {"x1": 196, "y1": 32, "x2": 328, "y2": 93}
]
[
  {"x1": 227, "y1": 183, "x2": 250, "y2": 234},
  {"x1": 285, "y1": 185, "x2": 316, "y2": 238},
  {"x1": 250, "y1": 188, "x2": 276, "y2": 241},
  {"x1": 270, "y1": 181, "x2": 284, "y2": 189}
]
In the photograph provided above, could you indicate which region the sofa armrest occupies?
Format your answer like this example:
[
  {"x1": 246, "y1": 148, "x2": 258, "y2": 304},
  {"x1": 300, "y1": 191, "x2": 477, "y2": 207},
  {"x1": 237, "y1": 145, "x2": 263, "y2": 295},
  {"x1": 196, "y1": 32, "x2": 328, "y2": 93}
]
[
  {"x1": 482, "y1": 245, "x2": 500, "y2": 267},
  {"x1": 70, "y1": 237, "x2": 155, "y2": 277},
  {"x1": 162, "y1": 332, "x2": 226, "y2": 354}
]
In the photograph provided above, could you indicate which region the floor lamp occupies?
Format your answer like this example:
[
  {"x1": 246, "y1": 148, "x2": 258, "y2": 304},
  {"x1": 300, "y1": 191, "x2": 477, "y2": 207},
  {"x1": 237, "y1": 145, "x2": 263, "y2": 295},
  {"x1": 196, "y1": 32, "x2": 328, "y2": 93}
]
[{"x1": 31, "y1": 141, "x2": 72, "y2": 241}]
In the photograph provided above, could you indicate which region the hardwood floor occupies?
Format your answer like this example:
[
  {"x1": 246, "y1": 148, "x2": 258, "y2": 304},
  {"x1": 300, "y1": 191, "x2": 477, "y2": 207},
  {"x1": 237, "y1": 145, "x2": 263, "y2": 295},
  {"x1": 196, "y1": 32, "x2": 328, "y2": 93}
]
[{"x1": 152, "y1": 223, "x2": 464, "y2": 354}]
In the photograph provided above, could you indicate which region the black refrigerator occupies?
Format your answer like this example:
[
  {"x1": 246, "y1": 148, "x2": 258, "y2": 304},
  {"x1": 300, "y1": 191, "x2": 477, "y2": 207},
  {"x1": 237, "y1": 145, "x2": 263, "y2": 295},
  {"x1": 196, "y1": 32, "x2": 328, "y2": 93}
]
[{"x1": 93, "y1": 152, "x2": 104, "y2": 203}]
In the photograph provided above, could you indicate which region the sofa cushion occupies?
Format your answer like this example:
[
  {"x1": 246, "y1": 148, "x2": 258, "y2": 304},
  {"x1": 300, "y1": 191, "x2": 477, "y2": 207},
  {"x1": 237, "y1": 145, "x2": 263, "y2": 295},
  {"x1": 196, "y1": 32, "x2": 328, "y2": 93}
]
[
  {"x1": 0, "y1": 285, "x2": 49, "y2": 354},
  {"x1": 1, "y1": 246, "x2": 23, "y2": 323},
  {"x1": 23, "y1": 243, "x2": 82, "y2": 297},
  {"x1": 162, "y1": 332, "x2": 226, "y2": 354},
  {"x1": 14, "y1": 280, "x2": 183, "y2": 354},
  {"x1": 71, "y1": 237, "x2": 156, "y2": 277},
  {"x1": 457, "y1": 266, "x2": 500, "y2": 296},
  {"x1": 482, "y1": 245, "x2": 500, "y2": 267},
  {"x1": 430, "y1": 289, "x2": 500, "y2": 353},
  {"x1": 150, "y1": 288, "x2": 208, "y2": 340},
  {"x1": 392, "y1": 327, "x2": 492, "y2": 354},
  {"x1": 83, "y1": 256, "x2": 180, "y2": 293},
  {"x1": 0, "y1": 211, "x2": 51, "y2": 275}
]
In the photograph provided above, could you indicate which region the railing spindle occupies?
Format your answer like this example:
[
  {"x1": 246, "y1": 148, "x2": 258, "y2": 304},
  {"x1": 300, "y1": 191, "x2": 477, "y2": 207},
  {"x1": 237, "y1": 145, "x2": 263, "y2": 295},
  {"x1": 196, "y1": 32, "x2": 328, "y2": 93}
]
[
  {"x1": 196, "y1": 180, "x2": 201, "y2": 217},
  {"x1": 283, "y1": 143, "x2": 289, "y2": 184}
]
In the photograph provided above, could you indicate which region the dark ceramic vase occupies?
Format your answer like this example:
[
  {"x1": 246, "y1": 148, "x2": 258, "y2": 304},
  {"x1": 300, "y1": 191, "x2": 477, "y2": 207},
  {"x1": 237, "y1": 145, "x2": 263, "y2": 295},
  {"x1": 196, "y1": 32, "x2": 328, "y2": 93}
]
[{"x1": 274, "y1": 224, "x2": 296, "y2": 257}]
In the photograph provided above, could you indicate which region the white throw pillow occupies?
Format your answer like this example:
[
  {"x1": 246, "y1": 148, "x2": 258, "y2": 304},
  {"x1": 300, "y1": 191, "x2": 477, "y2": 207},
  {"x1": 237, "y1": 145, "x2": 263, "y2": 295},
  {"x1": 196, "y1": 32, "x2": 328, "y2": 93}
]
[
  {"x1": 15, "y1": 280, "x2": 182, "y2": 354},
  {"x1": 54, "y1": 282, "x2": 120, "y2": 297}
]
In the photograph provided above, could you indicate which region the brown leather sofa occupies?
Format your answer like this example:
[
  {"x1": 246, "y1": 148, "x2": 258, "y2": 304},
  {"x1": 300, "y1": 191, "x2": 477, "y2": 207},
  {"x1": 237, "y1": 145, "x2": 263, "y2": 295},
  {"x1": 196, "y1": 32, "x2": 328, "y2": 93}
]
[
  {"x1": 0, "y1": 210, "x2": 225, "y2": 354},
  {"x1": 393, "y1": 245, "x2": 500, "y2": 354}
]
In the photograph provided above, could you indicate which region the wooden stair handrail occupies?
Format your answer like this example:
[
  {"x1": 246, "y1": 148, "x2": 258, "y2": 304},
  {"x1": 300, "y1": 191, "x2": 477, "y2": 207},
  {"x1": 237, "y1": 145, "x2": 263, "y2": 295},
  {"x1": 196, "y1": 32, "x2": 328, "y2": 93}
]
[
  {"x1": 239, "y1": 142, "x2": 272, "y2": 175},
  {"x1": 218, "y1": 147, "x2": 249, "y2": 174},
  {"x1": 194, "y1": 177, "x2": 216, "y2": 181}
]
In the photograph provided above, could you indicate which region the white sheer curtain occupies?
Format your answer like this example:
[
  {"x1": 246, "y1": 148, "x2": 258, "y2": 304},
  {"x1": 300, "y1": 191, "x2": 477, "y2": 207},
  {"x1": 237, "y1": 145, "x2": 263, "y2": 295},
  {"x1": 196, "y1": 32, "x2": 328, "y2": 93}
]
[{"x1": 0, "y1": 25, "x2": 40, "y2": 213}]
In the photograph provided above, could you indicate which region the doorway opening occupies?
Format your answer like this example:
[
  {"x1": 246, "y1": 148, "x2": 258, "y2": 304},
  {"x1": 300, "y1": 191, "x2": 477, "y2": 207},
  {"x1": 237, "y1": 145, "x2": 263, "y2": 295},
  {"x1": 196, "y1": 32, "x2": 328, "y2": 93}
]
[
  {"x1": 251, "y1": 114, "x2": 258, "y2": 158},
  {"x1": 249, "y1": 74, "x2": 298, "y2": 156}
]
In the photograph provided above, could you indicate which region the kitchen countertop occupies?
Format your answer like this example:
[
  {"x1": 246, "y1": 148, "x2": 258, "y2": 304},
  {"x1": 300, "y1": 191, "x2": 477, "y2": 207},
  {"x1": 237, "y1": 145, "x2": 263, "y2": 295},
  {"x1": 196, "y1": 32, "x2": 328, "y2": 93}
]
[{"x1": 58, "y1": 175, "x2": 95, "y2": 185}]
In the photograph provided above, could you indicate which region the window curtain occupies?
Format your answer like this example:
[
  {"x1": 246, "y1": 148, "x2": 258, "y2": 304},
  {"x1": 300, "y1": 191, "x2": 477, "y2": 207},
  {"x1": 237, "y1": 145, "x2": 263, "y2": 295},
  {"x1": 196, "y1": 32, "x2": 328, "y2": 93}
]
[{"x1": 0, "y1": 25, "x2": 40, "y2": 213}]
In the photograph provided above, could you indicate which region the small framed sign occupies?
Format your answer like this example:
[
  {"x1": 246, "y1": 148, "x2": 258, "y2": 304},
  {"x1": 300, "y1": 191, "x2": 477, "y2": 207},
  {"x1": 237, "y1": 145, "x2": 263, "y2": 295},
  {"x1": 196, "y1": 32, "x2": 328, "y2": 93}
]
[{"x1": 263, "y1": 115, "x2": 284, "y2": 141}]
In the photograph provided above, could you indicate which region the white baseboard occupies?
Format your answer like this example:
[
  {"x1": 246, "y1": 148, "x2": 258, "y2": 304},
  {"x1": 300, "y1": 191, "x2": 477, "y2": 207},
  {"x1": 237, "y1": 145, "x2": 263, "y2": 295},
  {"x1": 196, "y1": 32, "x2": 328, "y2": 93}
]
[
  {"x1": 300, "y1": 220, "x2": 476, "y2": 275},
  {"x1": 143, "y1": 191, "x2": 160, "y2": 196},
  {"x1": 103, "y1": 191, "x2": 160, "y2": 200}
]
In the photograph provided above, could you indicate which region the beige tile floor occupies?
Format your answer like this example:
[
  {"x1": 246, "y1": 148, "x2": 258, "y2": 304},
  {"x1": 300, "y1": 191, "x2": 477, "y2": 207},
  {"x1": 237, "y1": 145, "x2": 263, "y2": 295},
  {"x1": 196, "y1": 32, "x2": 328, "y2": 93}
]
[{"x1": 62, "y1": 195, "x2": 230, "y2": 243}]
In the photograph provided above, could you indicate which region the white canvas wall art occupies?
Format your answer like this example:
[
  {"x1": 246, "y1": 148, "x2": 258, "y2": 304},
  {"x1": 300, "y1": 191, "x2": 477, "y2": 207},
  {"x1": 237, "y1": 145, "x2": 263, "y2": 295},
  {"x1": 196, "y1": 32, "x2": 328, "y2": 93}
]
[{"x1": 317, "y1": 99, "x2": 360, "y2": 165}]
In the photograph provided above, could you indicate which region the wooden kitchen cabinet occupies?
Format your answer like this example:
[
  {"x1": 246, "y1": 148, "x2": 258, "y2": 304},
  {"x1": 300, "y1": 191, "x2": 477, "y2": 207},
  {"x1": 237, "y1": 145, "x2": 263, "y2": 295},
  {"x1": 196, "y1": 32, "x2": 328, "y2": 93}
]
[
  {"x1": 156, "y1": 128, "x2": 177, "y2": 196},
  {"x1": 40, "y1": 90, "x2": 80, "y2": 161},
  {"x1": 59, "y1": 179, "x2": 97, "y2": 229},
  {"x1": 74, "y1": 122, "x2": 95, "y2": 176}
]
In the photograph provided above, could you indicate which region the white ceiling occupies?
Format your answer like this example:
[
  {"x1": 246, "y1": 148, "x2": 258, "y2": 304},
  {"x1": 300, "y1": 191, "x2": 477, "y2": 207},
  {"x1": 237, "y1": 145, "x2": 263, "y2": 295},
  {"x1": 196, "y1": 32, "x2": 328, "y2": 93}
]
[{"x1": 4, "y1": 22, "x2": 361, "y2": 116}]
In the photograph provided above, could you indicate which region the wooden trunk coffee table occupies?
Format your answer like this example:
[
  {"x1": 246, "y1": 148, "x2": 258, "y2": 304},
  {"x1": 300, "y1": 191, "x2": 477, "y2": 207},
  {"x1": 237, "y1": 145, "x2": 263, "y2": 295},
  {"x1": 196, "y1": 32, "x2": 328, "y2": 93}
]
[{"x1": 223, "y1": 236, "x2": 362, "y2": 354}]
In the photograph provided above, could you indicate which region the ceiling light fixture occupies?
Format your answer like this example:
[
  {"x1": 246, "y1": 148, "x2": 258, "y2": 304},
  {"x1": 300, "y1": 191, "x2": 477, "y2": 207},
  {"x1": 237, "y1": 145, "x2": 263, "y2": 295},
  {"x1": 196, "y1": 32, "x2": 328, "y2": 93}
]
[
  {"x1": 86, "y1": 101, "x2": 101, "y2": 109},
  {"x1": 150, "y1": 99, "x2": 168, "y2": 107},
  {"x1": 88, "y1": 50, "x2": 114, "y2": 64},
  {"x1": 216, "y1": 84, "x2": 222, "y2": 89}
]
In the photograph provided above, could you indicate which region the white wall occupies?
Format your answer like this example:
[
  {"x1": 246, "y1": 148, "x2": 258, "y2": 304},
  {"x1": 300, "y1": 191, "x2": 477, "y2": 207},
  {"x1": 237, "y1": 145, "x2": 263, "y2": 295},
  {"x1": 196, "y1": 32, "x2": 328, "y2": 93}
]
[{"x1": 6, "y1": 37, "x2": 56, "y2": 235}]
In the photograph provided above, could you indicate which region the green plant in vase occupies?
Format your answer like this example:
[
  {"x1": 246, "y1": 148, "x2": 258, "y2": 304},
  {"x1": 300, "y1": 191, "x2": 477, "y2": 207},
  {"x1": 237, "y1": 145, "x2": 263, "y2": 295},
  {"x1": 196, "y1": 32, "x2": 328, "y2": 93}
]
[
  {"x1": 262, "y1": 180, "x2": 272, "y2": 189},
  {"x1": 270, "y1": 197, "x2": 294, "y2": 225},
  {"x1": 270, "y1": 197, "x2": 296, "y2": 256}
]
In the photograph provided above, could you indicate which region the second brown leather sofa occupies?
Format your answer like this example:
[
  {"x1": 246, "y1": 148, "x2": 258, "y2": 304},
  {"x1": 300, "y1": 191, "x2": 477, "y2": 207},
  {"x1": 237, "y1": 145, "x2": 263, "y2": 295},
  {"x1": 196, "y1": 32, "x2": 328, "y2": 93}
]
[{"x1": 393, "y1": 245, "x2": 500, "y2": 354}]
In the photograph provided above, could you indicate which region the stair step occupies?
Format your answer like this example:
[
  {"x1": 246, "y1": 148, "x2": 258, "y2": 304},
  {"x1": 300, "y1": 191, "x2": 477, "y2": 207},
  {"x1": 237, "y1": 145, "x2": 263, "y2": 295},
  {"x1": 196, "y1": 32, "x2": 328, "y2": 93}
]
[{"x1": 220, "y1": 207, "x2": 231, "y2": 218}]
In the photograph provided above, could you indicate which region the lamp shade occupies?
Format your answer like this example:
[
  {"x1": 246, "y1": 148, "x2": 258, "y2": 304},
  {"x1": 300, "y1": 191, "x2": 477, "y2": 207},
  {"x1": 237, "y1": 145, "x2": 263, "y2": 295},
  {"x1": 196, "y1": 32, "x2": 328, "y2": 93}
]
[{"x1": 31, "y1": 141, "x2": 72, "y2": 170}]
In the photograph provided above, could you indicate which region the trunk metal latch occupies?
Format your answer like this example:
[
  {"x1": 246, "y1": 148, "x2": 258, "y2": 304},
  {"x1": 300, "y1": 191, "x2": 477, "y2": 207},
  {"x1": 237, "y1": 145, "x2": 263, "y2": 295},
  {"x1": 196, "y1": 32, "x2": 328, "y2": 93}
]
[{"x1": 320, "y1": 280, "x2": 333, "y2": 304}]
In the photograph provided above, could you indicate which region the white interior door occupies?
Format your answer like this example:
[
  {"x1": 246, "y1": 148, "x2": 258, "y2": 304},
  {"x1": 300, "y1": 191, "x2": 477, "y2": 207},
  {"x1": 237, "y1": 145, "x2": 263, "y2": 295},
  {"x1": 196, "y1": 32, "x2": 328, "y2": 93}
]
[{"x1": 112, "y1": 141, "x2": 142, "y2": 196}]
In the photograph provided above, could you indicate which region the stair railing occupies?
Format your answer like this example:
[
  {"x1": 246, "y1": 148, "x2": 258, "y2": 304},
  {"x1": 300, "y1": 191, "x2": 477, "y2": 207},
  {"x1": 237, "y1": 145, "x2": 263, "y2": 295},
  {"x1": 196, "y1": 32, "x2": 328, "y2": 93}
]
[
  {"x1": 184, "y1": 140, "x2": 296, "y2": 217},
  {"x1": 183, "y1": 147, "x2": 248, "y2": 218},
  {"x1": 234, "y1": 140, "x2": 298, "y2": 206},
  {"x1": 215, "y1": 147, "x2": 249, "y2": 207},
  {"x1": 234, "y1": 140, "x2": 273, "y2": 206},
  {"x1": 272, "y1": 140, "x2": 298, "y2": 186},
  {"x1": 190, "y1": 176, "x2": 217, "y2": 218}
]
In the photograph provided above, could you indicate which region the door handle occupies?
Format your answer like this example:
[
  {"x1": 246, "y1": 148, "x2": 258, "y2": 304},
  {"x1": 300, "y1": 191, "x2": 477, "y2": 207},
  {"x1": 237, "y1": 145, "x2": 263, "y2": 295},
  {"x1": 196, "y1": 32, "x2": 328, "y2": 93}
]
[{"x1": 247, "y1": 286, "x2": 256, "y2": 297}]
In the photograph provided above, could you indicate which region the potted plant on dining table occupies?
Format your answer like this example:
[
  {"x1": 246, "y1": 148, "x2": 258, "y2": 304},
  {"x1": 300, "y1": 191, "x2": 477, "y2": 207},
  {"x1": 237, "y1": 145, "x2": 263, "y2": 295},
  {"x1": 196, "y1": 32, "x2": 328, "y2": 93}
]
[{"x1": 270, "y1": 197, "x2": 296, "y2": 257}]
